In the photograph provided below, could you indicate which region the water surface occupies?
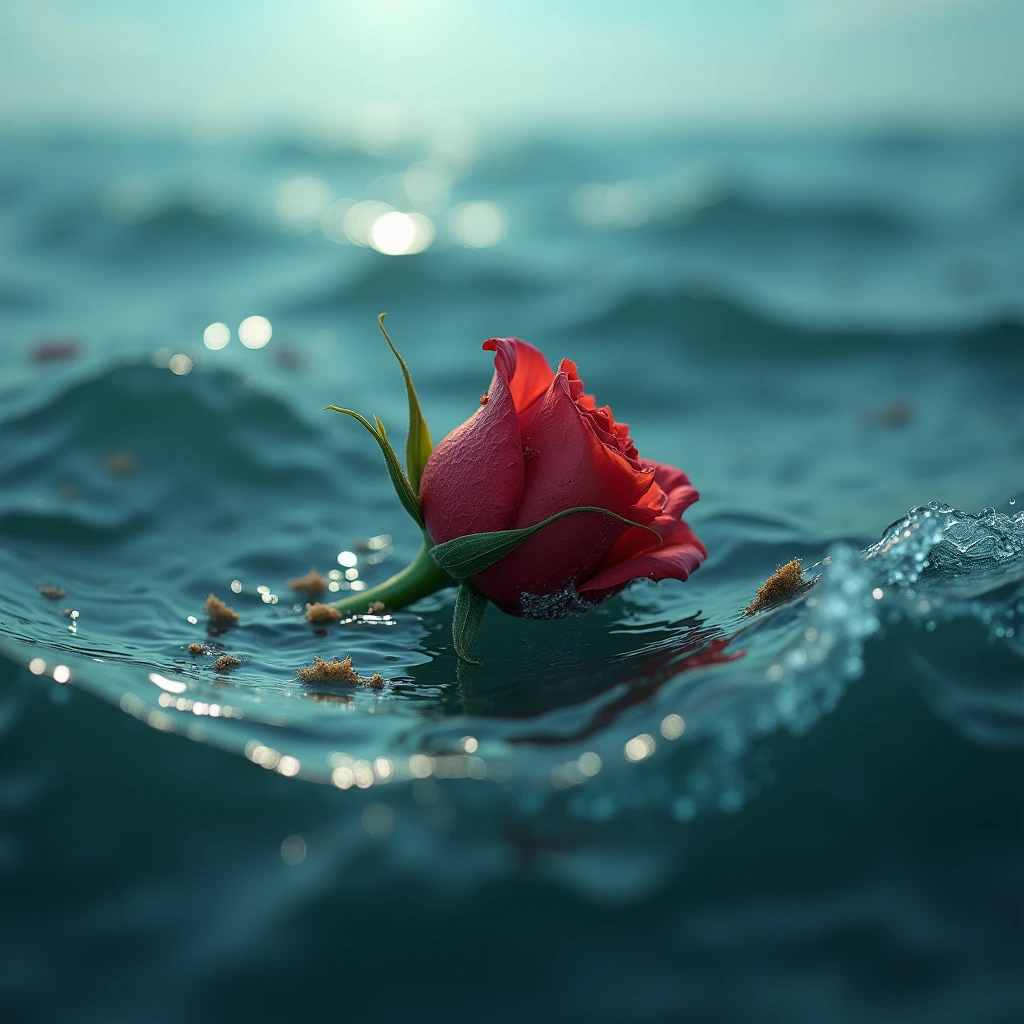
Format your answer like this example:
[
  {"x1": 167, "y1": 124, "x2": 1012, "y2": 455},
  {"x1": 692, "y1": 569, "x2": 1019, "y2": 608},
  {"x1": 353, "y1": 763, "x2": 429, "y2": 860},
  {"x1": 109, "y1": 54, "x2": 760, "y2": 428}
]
[{"x1": 1, "y1": 127, "x2": 1022, "y2": 1022}]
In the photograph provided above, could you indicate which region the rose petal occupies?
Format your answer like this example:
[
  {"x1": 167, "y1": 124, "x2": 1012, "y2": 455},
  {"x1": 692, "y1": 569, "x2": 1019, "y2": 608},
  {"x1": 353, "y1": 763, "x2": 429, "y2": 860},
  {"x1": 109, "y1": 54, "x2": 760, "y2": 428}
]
[
  {"x1": 483, "y1": 338, "x2": 554, "y2": 413},
  {"x1": 469, "y1": 369, "x2": 656, "y2": 611},
  {"x1": 640, "y1": 458, "x2": 699, "y2": 519},
  {"x1": 578, "y1": 519, "x2": 707, "y2": 595},
  {"x1": 420, "y1": 352, "x2": 525, "y2": 541}
]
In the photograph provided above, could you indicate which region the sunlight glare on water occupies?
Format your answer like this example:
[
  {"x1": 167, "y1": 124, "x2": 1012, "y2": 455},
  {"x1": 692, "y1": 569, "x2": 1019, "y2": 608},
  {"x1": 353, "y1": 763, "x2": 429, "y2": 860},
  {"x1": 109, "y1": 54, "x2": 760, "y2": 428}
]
[{"x1": 238, "y1": 316, "x2": 272, "y2": 349}]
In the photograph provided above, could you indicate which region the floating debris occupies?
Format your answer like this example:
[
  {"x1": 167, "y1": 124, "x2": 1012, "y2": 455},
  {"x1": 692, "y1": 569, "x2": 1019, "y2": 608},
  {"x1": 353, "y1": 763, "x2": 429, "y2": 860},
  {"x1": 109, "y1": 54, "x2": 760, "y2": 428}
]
[
  {"x1": 288, "y1": 569, "x2": 329, "y2": 596},
  {"x1": 30, "y1": 337, "x2": 82, "y2": 363},
  {"x1": 297, "y1": 655, "x2": 385, "y2": 688},
  {"x1": 305, "y1": 602, "x2": 342, "y2": 623},
  {"x1": 745, "y1": 558, "x2": 804, "y2": 615},
  {"x1": 103, "y1": 450, "x2": 137, "y2": 476},
  {"x1": 39, "y1": 585, "x2": 66, "y2": 600},
  {"x1": 204, "y1": 593, "x2": 239, "y2": 625},
  {"x1": 211, "y1": 654, "x2": 242, "y2": 671},
  {"x1": 369, "y1": 601, "x2": 386, "y2": 614},
  {"x1": 862, "y1": 400, "x2": 913, "y2": 428},
  {"x1": 187, "y1": 643, "x2": 204, "y2": 656},
  {"x1": 297, "y1": 656, "x2": 359, "y2": 684}
]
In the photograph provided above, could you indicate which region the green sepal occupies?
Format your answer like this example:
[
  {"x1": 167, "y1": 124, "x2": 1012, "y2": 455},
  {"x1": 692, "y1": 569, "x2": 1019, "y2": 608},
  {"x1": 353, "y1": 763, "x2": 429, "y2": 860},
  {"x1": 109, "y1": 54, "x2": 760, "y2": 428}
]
[
  {"x1": 429, "y1": 506, "x2": 662, "y2": 580},
  {"x1": 324, "y1": 406, "x2": 423, "y2": 528},
  {"x1": 452, "y1": 583, "x2": 487, "y2": 664},
  {"x1": 378, "y1": 313, "x2": 433, "y2": 494}
]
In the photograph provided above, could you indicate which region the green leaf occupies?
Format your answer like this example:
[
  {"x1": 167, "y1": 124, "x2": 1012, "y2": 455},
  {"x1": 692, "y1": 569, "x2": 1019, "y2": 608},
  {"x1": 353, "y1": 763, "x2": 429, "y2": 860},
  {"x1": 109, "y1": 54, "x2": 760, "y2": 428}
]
[
  {"x1": 429, "y1": 506, "x2": 662, "y2": 579},
  {"x1": 325, "y1": 406, "x2": 423, "y2": 527},
  {"x1": 452, "y1": 583, "x2": 487, "y2": 664},
  {"x1": 378, "y1": 313, "x2": 433, "y2": 494}
]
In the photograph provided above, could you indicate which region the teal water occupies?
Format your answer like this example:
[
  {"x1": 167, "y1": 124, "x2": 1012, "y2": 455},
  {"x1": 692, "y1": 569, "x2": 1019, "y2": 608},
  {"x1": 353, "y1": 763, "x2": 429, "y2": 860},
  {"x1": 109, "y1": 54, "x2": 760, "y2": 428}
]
[{"x1": 1, "y1": 128, "x2": 1022, "y2": 1022}]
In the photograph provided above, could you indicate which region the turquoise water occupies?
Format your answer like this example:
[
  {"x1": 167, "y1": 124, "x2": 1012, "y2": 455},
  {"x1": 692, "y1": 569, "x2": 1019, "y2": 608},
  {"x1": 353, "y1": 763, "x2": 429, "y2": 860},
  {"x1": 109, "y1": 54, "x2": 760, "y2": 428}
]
[{"x1": 1, "y1": 128, "x2": 1022, "y2": 1022}]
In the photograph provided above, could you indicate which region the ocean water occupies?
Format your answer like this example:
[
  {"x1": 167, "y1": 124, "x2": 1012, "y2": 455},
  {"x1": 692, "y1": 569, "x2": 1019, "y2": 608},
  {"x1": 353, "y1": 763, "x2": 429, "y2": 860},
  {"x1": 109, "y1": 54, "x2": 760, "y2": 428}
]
[{"x1": 0, "y1": 127, "x2": 1022, "y2": 1022}]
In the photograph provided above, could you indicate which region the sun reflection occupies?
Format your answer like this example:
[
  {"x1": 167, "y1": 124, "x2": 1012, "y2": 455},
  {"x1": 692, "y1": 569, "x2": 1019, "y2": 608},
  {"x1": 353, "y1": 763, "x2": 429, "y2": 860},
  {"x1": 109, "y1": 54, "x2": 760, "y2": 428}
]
[
  {"x1": 319, "y1": 198, "x2": 352, "y2": 244},
  {"x1": 369, "y1": 210, "x2": 434, "y2": 255},
  {"x1": 168, "y1": 354, "x2": 193, "y2": 375},
  {"x1": 408, "y1": 753, "x2": 434, "y2": 779},
  {"x1": 450, "y1": 201, "x2": 507, "y2": 247},
  {"x1": 238, "y1": 316, "x2": 272, "y2": 349},
  {"x1": 149, "y1": 671, "x2": 187, "y2": 694},
  {"x1": 403, "y1": 162, "x2": 451, "y2": 212},
  {"x1": 52, "y1": 664, "x2": 71, "y2": 683},
  {"x1": 203, "y1": 322, "x2": 230, "y2": 350},
  {"x1": 624, "y1": 733, "x2": 656, "y2": 762},
  {"x1": 343, "y1": 200, "x2": 393, "y2": 246},
  {"x1": 660, "y1": 714, "x2": 686, "y2": 740},
  {"x1": 28, "y1": 658, "x2": 46, "y2": 675}
]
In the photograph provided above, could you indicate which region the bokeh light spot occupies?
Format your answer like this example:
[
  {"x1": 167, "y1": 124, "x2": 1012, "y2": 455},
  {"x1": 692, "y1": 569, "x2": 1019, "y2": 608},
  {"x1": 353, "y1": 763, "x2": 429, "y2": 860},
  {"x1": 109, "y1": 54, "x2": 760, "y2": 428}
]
[
  {"x1": 239, "y1": 316, "x2": 272, "y2": 349},
  {"x1": 369, "y1": 210, "x2": 434, "y2": 255},
  {"x1": 450, "y1": 201, "x2": 507, "y2": 247},
  {"x1": 203, "y1": 322, "x2": 230, "y2": 350}
]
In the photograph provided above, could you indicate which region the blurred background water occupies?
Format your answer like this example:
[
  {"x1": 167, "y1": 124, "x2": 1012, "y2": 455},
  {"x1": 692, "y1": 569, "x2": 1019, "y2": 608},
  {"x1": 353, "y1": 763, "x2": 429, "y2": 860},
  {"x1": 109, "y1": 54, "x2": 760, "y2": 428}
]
[{"x1": 1, "y1": 3, "x2": 1023, "y2": 1022}]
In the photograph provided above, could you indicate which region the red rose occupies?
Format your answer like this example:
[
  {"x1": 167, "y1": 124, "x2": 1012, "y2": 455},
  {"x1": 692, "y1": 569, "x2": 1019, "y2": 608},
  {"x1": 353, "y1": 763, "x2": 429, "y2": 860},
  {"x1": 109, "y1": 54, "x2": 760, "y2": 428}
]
[{"x1": 419, "y1": 338, "x2": 706, "y2": 617}]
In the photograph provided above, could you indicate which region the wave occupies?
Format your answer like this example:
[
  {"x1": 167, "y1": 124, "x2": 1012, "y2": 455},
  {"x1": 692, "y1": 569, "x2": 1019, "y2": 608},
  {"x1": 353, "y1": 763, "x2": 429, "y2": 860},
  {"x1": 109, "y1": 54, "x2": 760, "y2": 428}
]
[
  {"x1": 569, "y1": 281, "x2": 1024, "y2": 356},
  {"x1": 758, "y1": 502, "x2": 1024, "y2": 748},
  {"x1": 284, "y1": 252, "x2": 552, "y2": 317},
  {"x1": 0, "y1": 363, "x2": 339, "y2": 507},
  {"x1": 655, "y1": 187, "x2": 921, "y2": 243},
  {"x1": 28, "y1": 199, "x2": 281, "y2": 260}
]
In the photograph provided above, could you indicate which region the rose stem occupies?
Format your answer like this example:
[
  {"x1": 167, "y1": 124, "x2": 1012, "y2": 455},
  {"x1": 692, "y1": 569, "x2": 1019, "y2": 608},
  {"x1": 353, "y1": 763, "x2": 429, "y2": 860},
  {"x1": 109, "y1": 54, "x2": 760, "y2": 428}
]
[{"x1": 328, "y1": 540, "x2": 454, "y2": 615}]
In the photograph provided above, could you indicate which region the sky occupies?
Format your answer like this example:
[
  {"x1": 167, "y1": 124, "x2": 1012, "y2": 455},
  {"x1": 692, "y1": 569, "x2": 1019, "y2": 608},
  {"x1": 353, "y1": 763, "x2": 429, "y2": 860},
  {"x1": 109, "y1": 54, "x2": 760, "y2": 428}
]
[{"x1": 0, "y1": 0, "x2": 1021, "y2": 134}]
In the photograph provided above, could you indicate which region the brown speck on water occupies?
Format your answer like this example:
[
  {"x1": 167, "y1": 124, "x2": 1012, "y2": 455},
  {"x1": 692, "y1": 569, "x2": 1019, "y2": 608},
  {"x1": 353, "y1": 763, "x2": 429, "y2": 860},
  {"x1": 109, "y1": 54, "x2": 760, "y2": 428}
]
[
  {"x1": 879, "y1": 401, "x2": 912, "y2": 427},
  {"x1": 297, "y1": 656, "x2": 386, "y2": 688},
  {"x1": 104, "y1": 450, "x2": 137, "y2": 476},
  {"x1": 204, "y1": 593, "x2": 239, "y2": 624},
  {"x1": 745, "y1": 559, "x2": 804, "y2": 616},
  {"x1": 368, "y1": 601, "x2": 386, "y2": 614},
  {"x1": 39, "y1": 585, "x2": 66, "y2": 600},
  {"x1": 305, "y1": 602, "x2": 342, "y2": 623},
  {"x1": 211, "y1": 654, "x2": 241, "y2": 671},
  {"x1": 187, "y1": 643, "x2": 204, "y2": 656},
  {"x1": 297, "y1": 656, "x2": 359, "y2": 684},
  {"x1": 60, "y1": 484, "x2": 77, "y2": 501},
  {"x1": 861, "y1": 400, "x2": 913, "y2": 429},
  {"x1": 288, "y1": 569, "x2": 328, "y2": 596},
  {"x1": 480, "y1": 394, "x2": 489, "y2": 405},
  {"x1": 30, "y1": 338, "x2": 82, "y2": 364}
]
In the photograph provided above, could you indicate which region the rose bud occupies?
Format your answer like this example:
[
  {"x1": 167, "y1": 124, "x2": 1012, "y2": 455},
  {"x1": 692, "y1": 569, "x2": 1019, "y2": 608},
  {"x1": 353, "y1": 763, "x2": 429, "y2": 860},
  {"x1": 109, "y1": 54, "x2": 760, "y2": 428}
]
[{"x1": 419, "y1": 338, "x2": 706, "y2": 618}]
